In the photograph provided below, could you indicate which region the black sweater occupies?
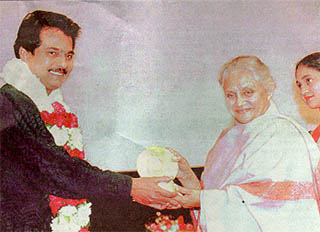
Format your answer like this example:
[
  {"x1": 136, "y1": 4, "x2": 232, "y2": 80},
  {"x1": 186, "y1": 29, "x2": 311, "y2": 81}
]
[{"x1": 0, "y1": 84, "x2": 132, "y2": 231}]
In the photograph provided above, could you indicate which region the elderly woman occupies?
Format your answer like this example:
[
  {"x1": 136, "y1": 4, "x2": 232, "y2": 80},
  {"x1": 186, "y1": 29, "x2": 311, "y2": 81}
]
[{"x1": 172, "y1": 56, "x2": 320, "y2": 231}]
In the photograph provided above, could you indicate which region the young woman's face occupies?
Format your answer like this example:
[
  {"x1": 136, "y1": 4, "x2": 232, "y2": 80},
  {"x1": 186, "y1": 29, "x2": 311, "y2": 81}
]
[{"x1": 295, "y1": 65, "x2": 320, "y2": 109}]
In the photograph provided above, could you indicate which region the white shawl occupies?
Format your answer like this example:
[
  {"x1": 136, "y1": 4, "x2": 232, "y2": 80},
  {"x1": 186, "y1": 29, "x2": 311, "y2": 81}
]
[{"x1": 200, "y1": 102, "x2": 320, "y2": 232}]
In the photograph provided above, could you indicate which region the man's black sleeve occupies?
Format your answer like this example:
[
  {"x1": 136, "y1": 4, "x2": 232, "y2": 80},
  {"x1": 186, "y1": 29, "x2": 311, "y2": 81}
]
[{"x1": 0, "y1": 85, "x2": 132, "y2": 202}]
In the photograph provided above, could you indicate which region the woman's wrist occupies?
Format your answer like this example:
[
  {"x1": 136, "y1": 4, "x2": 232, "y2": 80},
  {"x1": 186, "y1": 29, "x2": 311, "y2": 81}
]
[{"x1": 178, "y1": 173, "x2": 201, "y2": 190}]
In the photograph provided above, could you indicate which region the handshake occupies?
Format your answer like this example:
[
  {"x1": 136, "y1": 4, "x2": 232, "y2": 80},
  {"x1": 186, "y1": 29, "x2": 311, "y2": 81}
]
[{"x1": 130, "y1": 147, "x2": 201, "y2": 210}]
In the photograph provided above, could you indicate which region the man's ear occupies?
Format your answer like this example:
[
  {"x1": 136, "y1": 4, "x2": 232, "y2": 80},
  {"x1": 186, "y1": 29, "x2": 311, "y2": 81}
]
[{"x1": 19, "y1": 47, "x2": 31, "y2": 61}]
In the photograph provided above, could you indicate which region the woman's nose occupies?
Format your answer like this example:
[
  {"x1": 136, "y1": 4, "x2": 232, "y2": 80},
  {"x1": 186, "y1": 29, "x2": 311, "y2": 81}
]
[
  {"x1": 236, "y1": 96, "x2": 246, "y2": 106},
  {"x1": 300, "y1": 84, "x2": 309, "y2": 96}
]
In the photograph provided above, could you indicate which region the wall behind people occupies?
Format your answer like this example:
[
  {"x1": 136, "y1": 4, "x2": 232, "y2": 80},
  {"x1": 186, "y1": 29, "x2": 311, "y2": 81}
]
[{"x1": 1, "y1": 1, "x2": 320, "y2": 171}]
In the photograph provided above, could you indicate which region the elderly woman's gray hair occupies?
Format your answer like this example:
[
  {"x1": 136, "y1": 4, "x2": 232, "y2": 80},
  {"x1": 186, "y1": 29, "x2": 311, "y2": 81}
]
[{"x1": 219, "y1": 56, "x2": 276, "y2": 96}]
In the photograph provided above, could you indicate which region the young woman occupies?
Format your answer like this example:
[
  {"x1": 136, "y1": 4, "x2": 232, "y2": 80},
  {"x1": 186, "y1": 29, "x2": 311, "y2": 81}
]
[
  {"x1": 296, "y1": 52, "x2": 320, "y2": 144},
  {"x1": 295, "y1": 52, "x2": 320, "y2": 214}
]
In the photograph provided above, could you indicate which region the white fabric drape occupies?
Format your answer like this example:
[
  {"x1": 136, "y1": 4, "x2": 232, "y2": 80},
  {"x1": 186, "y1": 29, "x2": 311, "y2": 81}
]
[{"x1": 200, "y1": 102, "x2": 320, "y2": 231}]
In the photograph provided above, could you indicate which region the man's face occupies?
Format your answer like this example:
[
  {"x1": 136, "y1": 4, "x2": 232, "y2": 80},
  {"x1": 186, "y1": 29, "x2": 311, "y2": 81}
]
[
  {"x1": 223, "y1": 70, "x2": 270, "y2": 124},
  {"x1": 22, "y1": 27, "x2": 75, "y2": 95}
]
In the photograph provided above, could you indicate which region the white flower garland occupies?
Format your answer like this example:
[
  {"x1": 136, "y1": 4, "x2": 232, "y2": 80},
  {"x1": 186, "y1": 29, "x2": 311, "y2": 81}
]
[
  {"x1": 51, "y1": 202, "x2": 92, "y2": 232},
  {"x1": 1, "y1": 58, "x2": 66, "y2": 113},
  {"x1": 47, "y1": 125, "x2": 84, "y2": 151},
  {"x1": 1, "y1": 58, "x2": 84, "y2": 151}
]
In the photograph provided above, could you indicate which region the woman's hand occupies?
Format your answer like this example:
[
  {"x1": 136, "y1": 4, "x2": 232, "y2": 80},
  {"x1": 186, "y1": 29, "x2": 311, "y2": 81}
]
[
  {"x1": 167, "y1": 148, "x2": 193, "y2": 180},
  {"x1": 166, "y1": 148, "x2": 201, "y2": 189},
  {"x1": 173, "y1": 185, "x2": 201, "y2": 208}
]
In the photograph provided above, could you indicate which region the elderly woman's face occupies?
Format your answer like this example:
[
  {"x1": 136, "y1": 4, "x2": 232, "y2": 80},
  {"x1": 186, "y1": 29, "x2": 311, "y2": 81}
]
[{"x1": 223, "y1": 71, "x2": 270, "y2": 124}]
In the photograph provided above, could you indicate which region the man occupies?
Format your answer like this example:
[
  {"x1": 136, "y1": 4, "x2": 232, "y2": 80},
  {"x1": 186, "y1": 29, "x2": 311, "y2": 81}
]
[{"x1": 0, "y1": 10, "x2": 178, "y2": 231}]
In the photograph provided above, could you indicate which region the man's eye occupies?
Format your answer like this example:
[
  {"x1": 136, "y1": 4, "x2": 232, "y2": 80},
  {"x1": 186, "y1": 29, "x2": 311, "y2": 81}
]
[
  {"x1": 66, "y1": 54, "x2": 73, "y2": 60},
  {"x1": 226, "y1": 93, "x2": 234, "y2": 98}
]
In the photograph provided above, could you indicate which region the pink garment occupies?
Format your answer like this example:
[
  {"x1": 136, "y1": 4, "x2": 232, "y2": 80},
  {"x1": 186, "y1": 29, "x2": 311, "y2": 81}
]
[
  {"x1": 202, "y1": 124, "x2": 249, "y2": 189},
  {"x1": 202, "y1": 124, "x2": 317, "y2": 202}
]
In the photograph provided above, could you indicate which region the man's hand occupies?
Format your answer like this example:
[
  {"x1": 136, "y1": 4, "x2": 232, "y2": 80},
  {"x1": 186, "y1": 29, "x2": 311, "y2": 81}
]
[
  {"x1": 173, "y1": 185, "x2": 201, "y2": 208},
  {"x1": 130, "y1": 176, "x2": 181, "y2": 210}
]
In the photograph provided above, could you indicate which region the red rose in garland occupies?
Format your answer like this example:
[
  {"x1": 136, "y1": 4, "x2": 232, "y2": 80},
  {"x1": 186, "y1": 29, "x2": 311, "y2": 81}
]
[{"x1": 41, "y1": 101, "x2": 90, "y2": 231}]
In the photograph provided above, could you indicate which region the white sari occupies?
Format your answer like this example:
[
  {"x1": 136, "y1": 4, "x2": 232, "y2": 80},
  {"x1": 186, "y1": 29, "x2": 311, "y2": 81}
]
[{"x1": 200, "y1": 101, "x2": 320, "y2": 232}]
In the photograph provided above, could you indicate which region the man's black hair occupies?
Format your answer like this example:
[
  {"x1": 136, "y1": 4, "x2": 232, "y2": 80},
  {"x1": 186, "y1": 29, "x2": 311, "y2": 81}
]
[{"x1": 14, "y1": 10, "x2": 81, "y2": 58}]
